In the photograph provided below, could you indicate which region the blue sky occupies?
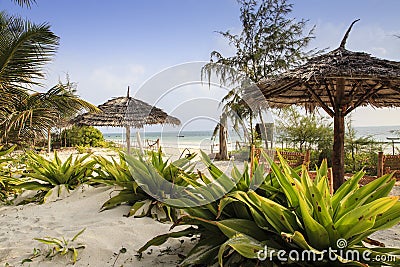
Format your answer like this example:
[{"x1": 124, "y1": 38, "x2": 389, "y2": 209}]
[{"x1": 2, "y1": 0, "x2": 400, "y2": 130}]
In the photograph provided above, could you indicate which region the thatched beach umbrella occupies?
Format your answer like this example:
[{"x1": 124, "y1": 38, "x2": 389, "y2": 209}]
[
  {"x1": 73, "y1": 87, "x2": 181, "y2": 153},
  {"x1": 246, "y1": 20, "x2": 400, "y2": 190}
]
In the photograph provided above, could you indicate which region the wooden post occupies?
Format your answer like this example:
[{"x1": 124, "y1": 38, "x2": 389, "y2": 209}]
[
  {"x1": 47, "y1": 127, "x2": 51, "y2": 153},
  {"x1": 332, "y1": 78, "x2": 346, "y2": 191},
  {"x1": 377, "y1": 151, "x2": 384, "y2": 177},
  {"x1": 304, "y1": 150, "x2": 311, "y2": 170},
  {"x1": 333, "y1": 113, "x2": 345, "y2": 191},
  {"x1": 126, "y1": 126, "x2": 131, "y2": 154},
  {"x1": 219, "y1": 112, "x2": 228, "y2": 160}
]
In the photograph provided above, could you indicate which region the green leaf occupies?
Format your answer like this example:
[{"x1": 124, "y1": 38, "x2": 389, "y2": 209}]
[
  {"x1": 137, "y1": 227, "x2": 199, "y2": 254},
  {"x1": 218, "y1": 234, "x2": 265, "y2": 266}
]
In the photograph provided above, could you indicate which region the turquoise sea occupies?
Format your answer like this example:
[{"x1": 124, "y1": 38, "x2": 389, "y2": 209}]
[{"x1": 102, "y1": 125, "x2": 400, "y2": 153}]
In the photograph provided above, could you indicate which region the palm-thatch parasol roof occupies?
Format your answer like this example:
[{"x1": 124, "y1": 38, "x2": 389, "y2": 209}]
[
  {"x1": 74, "y1": 95, "x2": 180, "y2": 127},
  {"x1": 73, "y1": 87, "x2": 180, "y2": 152},
  {"x1": 246, "y1": 20, "x2": 400, "y2": 190}
]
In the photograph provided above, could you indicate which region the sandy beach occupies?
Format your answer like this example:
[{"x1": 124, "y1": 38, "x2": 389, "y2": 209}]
[{"x1": 1, "y1": 148, "x2": 399, "y2": 266}]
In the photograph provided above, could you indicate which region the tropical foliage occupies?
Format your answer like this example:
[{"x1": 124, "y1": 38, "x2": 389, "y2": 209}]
[
  {"x1": 139, "y1": 151, "x2": 400, "y2": 266},
  {"x1": 345, "y1": 119, "x2": 382, "y2": 175},
  {"x1": 15, "y1": 151, "x2": 96, "y2": 203},
  {"x1": 0, "y1": 11, "x2": 58, "y2": 90},
  {"x1": 1, "y1": 81, "x2": 99, "y2": 146},
  {"x1": 33, "y1": 228, "x2": 86, "y2": 265},
  {"x1": 203, "y1": 0, "x2": 315, "y2": 145},
  {"x1": 93, "y1": 149, "x2": 197, "y2": 222},
  {"x1": 0, "y1": 9, "x2": 98, "y2": 147},
  {"x1": 0, "y1": 145, "x2": 22, "y2": 201},
  {"x1": 61, "y1": 126, "x2": 105, "y2": 148},
  {"x1": 11, "y1": 0, "x2": 36, "y2": 8}
]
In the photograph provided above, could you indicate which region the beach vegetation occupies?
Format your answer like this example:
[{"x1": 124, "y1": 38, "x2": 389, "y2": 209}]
[
  {"x1": 32, "y1": 228, "x2": 86, "y2": 265},
  {"x1": 202, "y1": 0, "x2": 315, "y2": 146},
  {"x1": 15, "y1": 151, "x2": 95, "y2": 203},
  {"x1": 61, "y1": 126, "x2": 105, "y2": 148},
  {"x1": 0, "y1": 80, "x2": 99, "y2": 148},
  {"x1": 0, "y1": 145, "x2": 23, "y2": 202},
  {"x1": 139, "y1": 151, "x2": 400, "y2": 266},
  {"x1": 10, "y1": 0, "x2": 36, "y2": 8},
  {"x1": 0, "y1": 10, "x2": 98, "y2": 148},
  {"x1": 94, "y1": 149, "x2": 197, "y2": 222},
  {"x1": 345, "y1": 119, "x2": 382, "y2": 175}
]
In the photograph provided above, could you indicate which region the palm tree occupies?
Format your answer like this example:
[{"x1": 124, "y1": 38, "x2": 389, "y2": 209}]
[
  {"x1": 0, "y1": 12, "x2": 99, "y2": 150},
  {"x1": 1, "y1": 80, "x2": 99, "y2": 150},
  {"x1": 202, "y1": 0, "x2": 315, "y2": 150}
]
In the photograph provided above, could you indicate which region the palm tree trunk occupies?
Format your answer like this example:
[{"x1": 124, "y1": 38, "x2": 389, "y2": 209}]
[{"x1": 219, "y1": 112, "x2": 228, "y2": 160}]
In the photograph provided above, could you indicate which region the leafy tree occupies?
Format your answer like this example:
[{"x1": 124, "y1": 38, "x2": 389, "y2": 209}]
[
  {"x1": 275, "y1": 107, "x2": 333, "y2": 151},
  {"x1": 345, "y1": 118, "x2": 382, "y2": 175},
  {"x1": 274, "y1": 107, "x2": 333, "y2": 167},
  {"x1": 62, "y1": 126, "x2": 105, "y2": 147},
  {"x1": 203, "y1": 0, "x2": 315, "y2": 146}
]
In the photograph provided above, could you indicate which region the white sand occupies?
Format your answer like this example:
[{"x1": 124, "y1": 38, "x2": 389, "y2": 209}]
[
  {"x1": 0, "y1": 185, "x2": 194, "y2": 266},
  {"x1": 0, "y1": 148, "x2": 399, "y2": 266}
]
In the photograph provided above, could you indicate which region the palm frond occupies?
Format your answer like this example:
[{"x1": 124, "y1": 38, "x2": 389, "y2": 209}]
[
  {"x1": 0, "y1": 12, "x2": 59, "y2": 90},
  {"x1": 12, "y1": 0, "x2": 36, "y2": 8}
]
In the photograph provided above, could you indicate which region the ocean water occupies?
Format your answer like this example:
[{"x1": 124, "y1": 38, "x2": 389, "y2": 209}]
[
  {"x1": 103, "y1": 130, "x2": 244, "y2": 153},
  {"x1": 103, "y1": 125, "x2": 400, "y2": 153},
  {"x1": 354, "y1": 125, "x2": 400, "y2": 142}
]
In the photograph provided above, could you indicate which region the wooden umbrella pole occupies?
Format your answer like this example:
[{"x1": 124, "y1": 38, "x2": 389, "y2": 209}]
[
  {"x1": 333, "y1": 78, "x2": 346, "y2": 191},
  {"x1": 333, "y1": 113, "x2": 345, "y2": 191},
  {"x1": 126, "y1": 126, "x2": 131, "y2": 154},
  {"x1": 47, "y1": 127, "x2": 51, "y2": 154}
]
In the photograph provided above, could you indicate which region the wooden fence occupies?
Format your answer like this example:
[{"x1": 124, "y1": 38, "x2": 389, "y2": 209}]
[
  {"x1": 250, "y1": 146, "x2": 333, "y2": 194},
  {"x1": 378, "y1": 152, "x2": 400, "y2": 178}
]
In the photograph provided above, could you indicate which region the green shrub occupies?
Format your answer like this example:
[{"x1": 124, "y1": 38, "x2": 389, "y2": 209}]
[
  {"x1": 32, "y1": 228, "x2": 86, "y2": 264},
  {"x1": 16, "y1": 151, "x2": 96, "y2": 203},
  {"x1": 61, "y1": 126, "x2": 105, "y2": 147},
  {"x1": 93, "y1": 148, "x2": 197, "y2": 222},
  {"x1": 139, "y1": 151, "x2": 400, "y2": 266},
  {"x1": 0, "y1": 145, "x2": 22, "y2": 202}
]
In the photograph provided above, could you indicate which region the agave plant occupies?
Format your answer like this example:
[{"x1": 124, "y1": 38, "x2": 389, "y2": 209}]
[
  {"x1": 16, "y1": 151, "x2": 95, "y2": 203},
  {"x1": 139, "y1": 151, "x2": 400, "y2": 266},
  {"x1": 94, "y1": 149, "x2": 197, "y2": 222},
  {"x1": 137, "y1": 151, "x2": 284, "y2": 266},
  {"x1": 33, "y1": 228, "x2": 86, "y2": 264}
]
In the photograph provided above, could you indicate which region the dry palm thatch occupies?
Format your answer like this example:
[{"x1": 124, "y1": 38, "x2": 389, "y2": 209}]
[
  {"x1": 245, "y1": 20, "x2": 400, "y2": 190},
  {"x1": 73, "y1": 88, "x2": 180, "y2": 152},
  {"x1": 73, "y1": 96, "x2": 180, "y2": 128}
]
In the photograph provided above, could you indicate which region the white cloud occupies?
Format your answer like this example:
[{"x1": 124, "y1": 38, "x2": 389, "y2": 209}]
[{"x1": 88, "y1": 64, "x2": 146, "y2": 103}]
